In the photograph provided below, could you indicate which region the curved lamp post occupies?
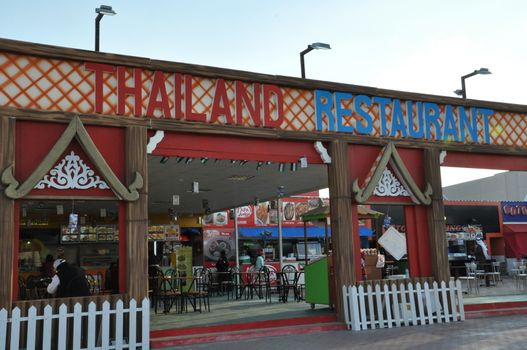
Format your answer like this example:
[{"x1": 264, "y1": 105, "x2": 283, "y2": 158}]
[
  {"x1": 454, "y1": 68, "x2": 491, "y2": 99},
  {"x1": 300, "y1": 42, "x2": 331, "y2": 78},
  {"x1": 95, "y1": 5, "x2": 117, "y2": 52}
]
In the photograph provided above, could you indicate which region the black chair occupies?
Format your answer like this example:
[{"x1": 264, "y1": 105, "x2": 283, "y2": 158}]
[
  {"x1": 280, "y1": 264, "x2": 298, "y2": 302},
  {"x1": 153, "y1": 268, "x2": 181, "y2": 314},
  {"x1": 240, "y1": 267, "x2": 259, "y2": 300},
  {"x1": 183, "y1": 272, "x2": 210, "y2": 312},
  {"x1": 256, "y1": 266, "x2": 276, "y2": 303},
  {"x1": 221, "y1": 267, "x2": 237, "y2": 300}
]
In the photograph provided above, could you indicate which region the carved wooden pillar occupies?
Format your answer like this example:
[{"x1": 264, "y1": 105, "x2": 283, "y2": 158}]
[
  {"x1": 424, "y1": 148, "x2": 450, "y2": 282},
  {"x1": 125, "y1": 126, "x2": 149, "y2": 301},
  {"x1": 0, "y1": 116, "x2": 15, "y2": 310},
  {"x1": 328, "y1": 140, "x2": 355, "y2": 322}
]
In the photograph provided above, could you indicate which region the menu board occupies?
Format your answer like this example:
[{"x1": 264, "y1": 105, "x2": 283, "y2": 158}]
[
  {"x1": 61, "y1": 225, "x2": 118, "y2": 243},
  {"x1": 174, "y1": 246, "x2": 193, "y2": 291},
  {"x1": 148, "y1": 225, "x2": 166, "y2": 241},
  {"x1": 148, "y1": 225, "x2": 181, "y2": 241},
  {"x1": 205, "y1": 196, "x2": 327, "y2": 229},
  {"x1": 378, "y1": 226, "x2": 407, "y2": 261},
  {"x1": 165, "y1": 225, "x2": 181, "y2": 241}
]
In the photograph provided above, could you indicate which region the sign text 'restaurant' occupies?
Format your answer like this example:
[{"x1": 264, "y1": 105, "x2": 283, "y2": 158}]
[{"x1": 315, "y1": 89, "x2": 493, "y2": 144}]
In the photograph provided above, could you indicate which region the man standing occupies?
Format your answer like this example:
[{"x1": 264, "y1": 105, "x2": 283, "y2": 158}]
[
  {"x1": 47, "y1": 259, "x2": 91, "y2": 297},
  {"x1": 254, "y1": 250, "x2": 265, "y2": 270}
]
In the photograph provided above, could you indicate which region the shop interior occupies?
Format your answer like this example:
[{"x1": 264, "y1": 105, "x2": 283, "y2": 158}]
[
  {"x1": 145, "y1": 154, "x2": 337, "y2": 328},
  {"x1": 18, "y1": 200, "x2": 120, "y2": 298}
]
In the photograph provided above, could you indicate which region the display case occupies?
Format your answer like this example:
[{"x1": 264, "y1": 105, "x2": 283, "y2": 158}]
[
  {"x1": 60, "y1": 225, "x2": 118, "y2": 243},
  {"x1": 296, "y1": 242, "x2": 322, "y2": 260}
]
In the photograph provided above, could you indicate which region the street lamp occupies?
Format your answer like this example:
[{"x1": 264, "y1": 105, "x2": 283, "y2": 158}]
[
  {"x1": 454, "y1": 68, "x2": 491, "y2": 99},
  {"x1": 300, "y1": 42, "x2": 331, "y2": 78},
  {"x1": 95, "y1": 5, "x2": 116, "y2": 52}
]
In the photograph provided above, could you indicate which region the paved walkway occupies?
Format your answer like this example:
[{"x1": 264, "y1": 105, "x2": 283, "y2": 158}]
[{"x1": 165, "y1": 314, "x2": 527, "y2": 350}]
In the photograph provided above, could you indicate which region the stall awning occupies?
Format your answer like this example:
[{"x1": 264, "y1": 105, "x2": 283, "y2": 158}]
[
  {"x1": 359, "y1": 227, "x2": 374, "y2": 237},
  {"x1": 238, "y1": 227, "x2": 330, "y2": 238},
  {"x1": 503, "y1": 224, "x2": 527, "y2": 259}
]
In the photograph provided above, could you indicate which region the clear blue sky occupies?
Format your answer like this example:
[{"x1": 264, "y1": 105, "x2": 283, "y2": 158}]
[{"x1": 2, "y1": 0, "x2": 519, "y2": 185}]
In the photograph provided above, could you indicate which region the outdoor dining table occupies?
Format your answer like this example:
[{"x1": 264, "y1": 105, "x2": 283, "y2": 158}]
[{"x1": 475, "y1": 262, "x2": 495, "y2": 287}]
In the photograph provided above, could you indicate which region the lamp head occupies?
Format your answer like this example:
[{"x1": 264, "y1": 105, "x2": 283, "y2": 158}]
[
  {"x1": 454, "y1": 89, "x2": 464, "y2": 96},
  {"x1": 309, "y1": 42, "x2": 331, "y2": 50},
  {"x1": 476, "y1": 68, "x2": 491, "y2": 75},
  {"x1": 96, "y1": 5, "x2": 116, "y2": 16}
]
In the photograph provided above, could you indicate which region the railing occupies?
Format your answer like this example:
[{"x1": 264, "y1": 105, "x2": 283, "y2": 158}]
[
  {"x1": 343, "y1": 280, "x2": 464, "y2": 330},
  {"x1": 0, "y1": 298, "x2": 149, "y2": 350}
]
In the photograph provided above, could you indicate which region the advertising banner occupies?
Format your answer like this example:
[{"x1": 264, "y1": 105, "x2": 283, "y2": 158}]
[{"x1": 502, "y1": 201, "x2": 527, "y2": 223}]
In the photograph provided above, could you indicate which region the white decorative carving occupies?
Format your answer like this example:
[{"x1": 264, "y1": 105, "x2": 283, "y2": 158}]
[
  {"x1": 147, "y1": 130, "x2": 165, "y2": 154},
  {"x1": 373, "y1": 168, "x2": 410, "y2": 197},
  {"x1": 35, "y1": 151, "x2": 110, "y2": 190}
]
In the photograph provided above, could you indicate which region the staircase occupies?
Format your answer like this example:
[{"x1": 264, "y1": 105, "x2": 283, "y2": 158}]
[
  {"x1": 465, "y1": 301, "x2": 527, "y2": 318},
  {"x1": 150, "y1": 314, "x2": 346, "y2": 348}
]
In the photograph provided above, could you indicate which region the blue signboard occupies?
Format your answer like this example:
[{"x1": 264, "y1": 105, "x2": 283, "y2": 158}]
[{"x1": 501, "y1": 201, "x2": 527, "y2": 223}]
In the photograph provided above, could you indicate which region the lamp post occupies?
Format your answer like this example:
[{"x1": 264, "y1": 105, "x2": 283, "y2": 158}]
[
  {"x1": 300, "y1": 42, "x2": 331, "y2": 78},
  {"x1": 454, "y1": 68, "x2": 491, "y2": 99},
  {"x1": 95, "y1": 5, "x2": 117, "y2": 52}
]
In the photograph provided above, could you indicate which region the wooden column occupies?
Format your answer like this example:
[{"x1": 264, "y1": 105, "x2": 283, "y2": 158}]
[
  {"x1": 328, "y1": 140, "x2": 354, "y2": 322},
  {"x1": 125, "y1": 126, "x2": 149, "y2": 301},
  {"x1": 424, "y1": 148, "x2": 450, "y2": 282},
  {"x1": 0, "y1": 116, "x2": 15, "y2": 310}
]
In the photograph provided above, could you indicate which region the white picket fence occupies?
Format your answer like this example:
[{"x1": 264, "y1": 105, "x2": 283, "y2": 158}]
[
  {"x1": 343, "y1": 280, "x2": 464, "y2": 330},
  {"x1": 0, "y1": 298, "x2": 149, "y2": 350}
]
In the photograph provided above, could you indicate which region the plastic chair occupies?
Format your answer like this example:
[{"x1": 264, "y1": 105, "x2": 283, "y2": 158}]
[
  {"x1": 515, "y1": 264, "x2": 527, "y2": 289},
  {"x1": 487, "y1": 261, "x2": 503, "y2": 286},
  {"x1": 457, "y1": 262, "x2": 479, "y2": 294},
  {"x1": 294, "y1": 270, "x2": 305, "y2": 301}
]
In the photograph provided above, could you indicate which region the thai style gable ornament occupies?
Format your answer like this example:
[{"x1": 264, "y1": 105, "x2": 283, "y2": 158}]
[
  {"x1": 1, "y1": 116, "x2": 142, "y2": 200},
  {"x1": 353, "y1": 142, "x2": 432, "y2": 205},
  {"x1": 35, "y1": 150, "x2": 110, "y2": 190},
  {"x1": 373, "y1": 168, "x2": 410, "y2": 197}
]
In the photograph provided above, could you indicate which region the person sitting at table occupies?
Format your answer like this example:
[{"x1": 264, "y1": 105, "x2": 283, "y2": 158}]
[{"x1": 47, "y1": 259, "x2": 91, "y2": 297}]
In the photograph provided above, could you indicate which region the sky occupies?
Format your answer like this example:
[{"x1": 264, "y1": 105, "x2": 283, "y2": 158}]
[{"x1": 1, "y1": 0, "x2": 521, "y2": 186}]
